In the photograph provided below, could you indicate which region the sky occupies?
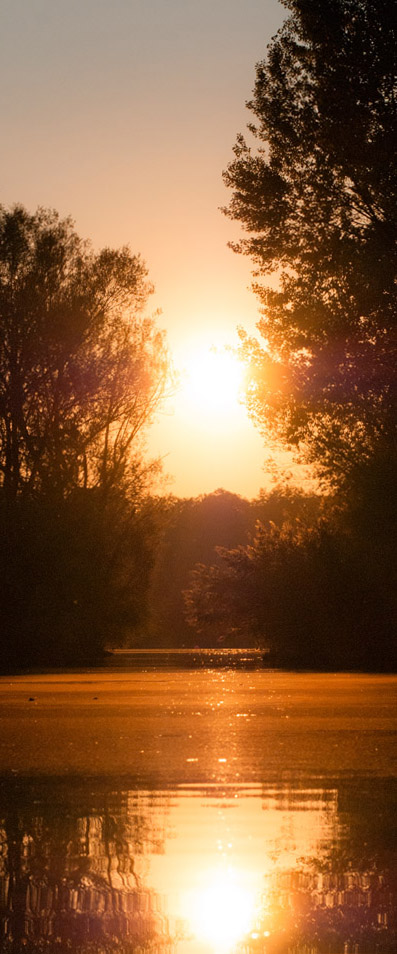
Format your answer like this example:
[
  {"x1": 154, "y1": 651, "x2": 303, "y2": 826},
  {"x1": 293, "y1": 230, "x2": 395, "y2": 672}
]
[{"x1": 0, "y1": 0, "x2": 287, "y2": 499}]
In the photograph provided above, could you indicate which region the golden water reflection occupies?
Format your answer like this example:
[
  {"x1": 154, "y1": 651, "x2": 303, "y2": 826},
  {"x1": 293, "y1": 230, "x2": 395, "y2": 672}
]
[
  {"x1": 183, "y1": 864, "x2": 259, "y2": 951},
  {"x1": 1, "y1": 776, "x2": 394, "y2": 953},
  {"x1": 146, "y1": 785, "x2": 338, "y2": 954}
]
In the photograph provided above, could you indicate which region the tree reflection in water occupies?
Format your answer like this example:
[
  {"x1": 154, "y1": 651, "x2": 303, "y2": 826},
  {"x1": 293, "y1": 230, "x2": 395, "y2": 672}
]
[
  {"x1": 0, "y1": 777, "x2": 395, "y2": 954},
  {"x1": 0, "y1": 782, "x2": 174, "y2": 953}
]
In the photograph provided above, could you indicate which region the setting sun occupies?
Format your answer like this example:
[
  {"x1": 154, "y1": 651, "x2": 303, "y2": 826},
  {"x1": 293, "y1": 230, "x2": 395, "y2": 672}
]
[
  {"x1": 177, "y1": 343, "x2": 244, "y2": 424},
  {"x1": 147, "y1": 331, "x2": 267, "y2": 497}
]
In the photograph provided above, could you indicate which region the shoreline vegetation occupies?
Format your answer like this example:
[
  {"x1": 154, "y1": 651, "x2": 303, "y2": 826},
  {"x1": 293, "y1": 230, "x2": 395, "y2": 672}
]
[
  {"x1": 1, "y1": 647, "x2": 396, "y2": 677},
  {"x1": 0, "y1": 484, "x2": 396, "y2": 675}
]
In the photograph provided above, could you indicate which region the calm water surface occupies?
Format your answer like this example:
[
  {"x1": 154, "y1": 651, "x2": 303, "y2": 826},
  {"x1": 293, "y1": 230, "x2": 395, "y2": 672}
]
[{"x1": 0, "y1": 662, "x2": 396, "y2": 954}]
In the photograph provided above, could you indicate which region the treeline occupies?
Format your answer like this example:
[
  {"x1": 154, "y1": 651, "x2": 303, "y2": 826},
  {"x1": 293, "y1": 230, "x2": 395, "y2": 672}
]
[
  {"x1": 210, "y1": 0, "x2": 397, "y2": 670},
  {"x1": 183, "y1": 492, "x2": 395, "y2": 670},
  {"x1": 147, "y1": 487, "x2": 318, "y2": 649},
  {"x1": 147, "y1": 483, "x2": 396, "y2": 670},
  {"x1": 0, "y1": 206, "x2": 168, "y2": 670}
]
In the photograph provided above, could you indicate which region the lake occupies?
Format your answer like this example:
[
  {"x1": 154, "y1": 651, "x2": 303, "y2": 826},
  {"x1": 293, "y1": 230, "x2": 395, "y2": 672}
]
[{"x1": 0, "y1": 659, "x2": 396, "y2": 954}]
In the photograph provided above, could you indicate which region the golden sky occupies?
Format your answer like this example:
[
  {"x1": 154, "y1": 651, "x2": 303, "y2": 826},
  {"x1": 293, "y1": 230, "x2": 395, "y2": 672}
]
[{"x1": 0, "y1": 0, "x2": 286, "y2": 498}]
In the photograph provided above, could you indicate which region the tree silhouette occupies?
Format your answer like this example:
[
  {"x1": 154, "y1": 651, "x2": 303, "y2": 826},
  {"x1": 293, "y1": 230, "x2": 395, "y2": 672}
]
[
  {"x1": 184, "y1": 509, "x2": 395, "y2": 668},
  {"x1": 0, "y1": 206, "x2": 168, "y2": 667},
  {"x1": 0, "y1": 205, "x2": 167, "y2": 501},
  {"x1": 223, "y1": 0, "x2": 397, "y2": 491}
]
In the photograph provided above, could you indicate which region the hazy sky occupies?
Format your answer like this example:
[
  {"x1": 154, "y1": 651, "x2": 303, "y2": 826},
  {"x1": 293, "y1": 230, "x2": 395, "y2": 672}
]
[{"x1": 1, "y1": 0, "x2": 286, "y2": 498}]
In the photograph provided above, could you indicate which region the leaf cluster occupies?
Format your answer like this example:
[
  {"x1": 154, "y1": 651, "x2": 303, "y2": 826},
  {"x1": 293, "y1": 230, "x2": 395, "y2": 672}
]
[
  {"x1": 0, "y1": 205, "x2": 169, "y2": 502},
  {"x1": 223, "y1": 0, "x2": 397, "y2": 486}
]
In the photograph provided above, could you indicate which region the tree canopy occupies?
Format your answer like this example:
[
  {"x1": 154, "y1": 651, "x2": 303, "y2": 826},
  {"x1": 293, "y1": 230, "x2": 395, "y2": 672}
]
[
  {"x1": 223, "y1": 0, "x2": 397, "y2": 490},
  {"x1": 180, "y1": 0, "x2": 397, "y2": 670},
  {"x1": 0, "y1": 205, "x2": 167, "y2": 502},
  {"x1": 0, "y1": 206, "x2": 168, "y2": 668},
  {"x1": 184, "y1": 505, "x2": 396, "y2": 669}
]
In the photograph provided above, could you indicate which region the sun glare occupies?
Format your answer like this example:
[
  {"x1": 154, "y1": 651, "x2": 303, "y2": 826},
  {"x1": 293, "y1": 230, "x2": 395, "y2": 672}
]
[
  {"x1": 148, "y1": 333, "x2": 267, "y2": 497},
  {"x1": 178, "y1": 344, "x2": 244, "y2": 423},
  {"x1": 183, "y1": 866, "x2": 257, "y2": 952}
]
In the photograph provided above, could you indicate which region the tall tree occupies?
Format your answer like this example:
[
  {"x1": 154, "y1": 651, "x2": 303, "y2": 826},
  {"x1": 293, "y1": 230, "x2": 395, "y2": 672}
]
[
  {"x1": 0, "y1": 205, "x2": 168, "y2": 666},
  {"x1": 223, "y1": 0, "x2": 397, "y2": 490},
  {"x1": 0, "y1": 205, "x2": 167, "y2": 501}
]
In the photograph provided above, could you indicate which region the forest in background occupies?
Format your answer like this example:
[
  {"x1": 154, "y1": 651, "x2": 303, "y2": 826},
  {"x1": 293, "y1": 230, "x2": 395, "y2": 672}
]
[{"x1": 148, "y1": 484, "x2": 395, "y2": 671}]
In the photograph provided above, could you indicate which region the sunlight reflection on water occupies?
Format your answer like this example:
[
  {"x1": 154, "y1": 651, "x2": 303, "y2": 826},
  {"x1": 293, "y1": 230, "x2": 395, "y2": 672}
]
[
  {"x1": 147, "y1": 783, "x2": 339, "y2": 954},
  {"x1": 0, "y1": 669, "x2": 396, "y2": 954},
  {"x1": 182, "y1": 864, "x2": 259, "y2": 952}
]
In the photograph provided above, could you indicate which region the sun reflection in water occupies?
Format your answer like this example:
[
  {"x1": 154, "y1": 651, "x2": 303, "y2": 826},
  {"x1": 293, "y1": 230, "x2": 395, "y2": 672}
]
[{"x1": 183, "y1": 865, "x2": 258, "y2": 952}]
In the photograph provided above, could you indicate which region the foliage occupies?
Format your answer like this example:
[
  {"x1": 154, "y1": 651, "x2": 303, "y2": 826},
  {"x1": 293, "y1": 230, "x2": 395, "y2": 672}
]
[
  {"x1": 0, "y1": 490, "x2": 164, "y2": 667},
  {"x1": 184, "y1": 491, "x2": 396, "y2": 669},
  {"x1": 146, "y1": 488, "x2": 323, "y2": 649},
  {"x1": 0, "y1": 205, "x2": 168, "y2": 667},
  {"x1": 223, "y1": 0, "x2": 397, "y2": 489},
  {"x1": 147, "y1": 490, "x2": 256, "y2": 647},
  {"x1": 218, "y1": 0, "x2": 397, "y2": 667},
  {"x1": 0, "y1": 205, "x2": 167, "y2": 500}
]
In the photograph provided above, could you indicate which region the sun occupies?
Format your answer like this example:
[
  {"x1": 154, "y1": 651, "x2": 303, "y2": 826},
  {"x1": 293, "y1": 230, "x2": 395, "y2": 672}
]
[
  {"x1": 149, "y1": 332, "x2": 266, "y2": 497},
  {"x1": 177, "y1": 343, "x2": 244, "y2": 423},
  {"x1": 182, "y1": 866, "x2": 257, "y2": 952}
]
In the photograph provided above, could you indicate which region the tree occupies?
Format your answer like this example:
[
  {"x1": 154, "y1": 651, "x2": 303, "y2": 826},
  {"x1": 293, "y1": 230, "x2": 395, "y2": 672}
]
[
  {"x1": 184, "y1": 509, "x2": 395, "y2": 668},
  {"x1": 148, "y1": 490, "x2": 256, "y2": 647},
  {"x1": 0, "y1": 205, "x2": 168, "y2": 501},
  {"x1": 182, "y1": 490, "x2": 320, "y2": 650},
  {"x1": 223, "y1": 0, "x2": 397, "y2": 490},
  {"x1": 0, "y1": 205, "x2": 169, "y2": 667}
]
